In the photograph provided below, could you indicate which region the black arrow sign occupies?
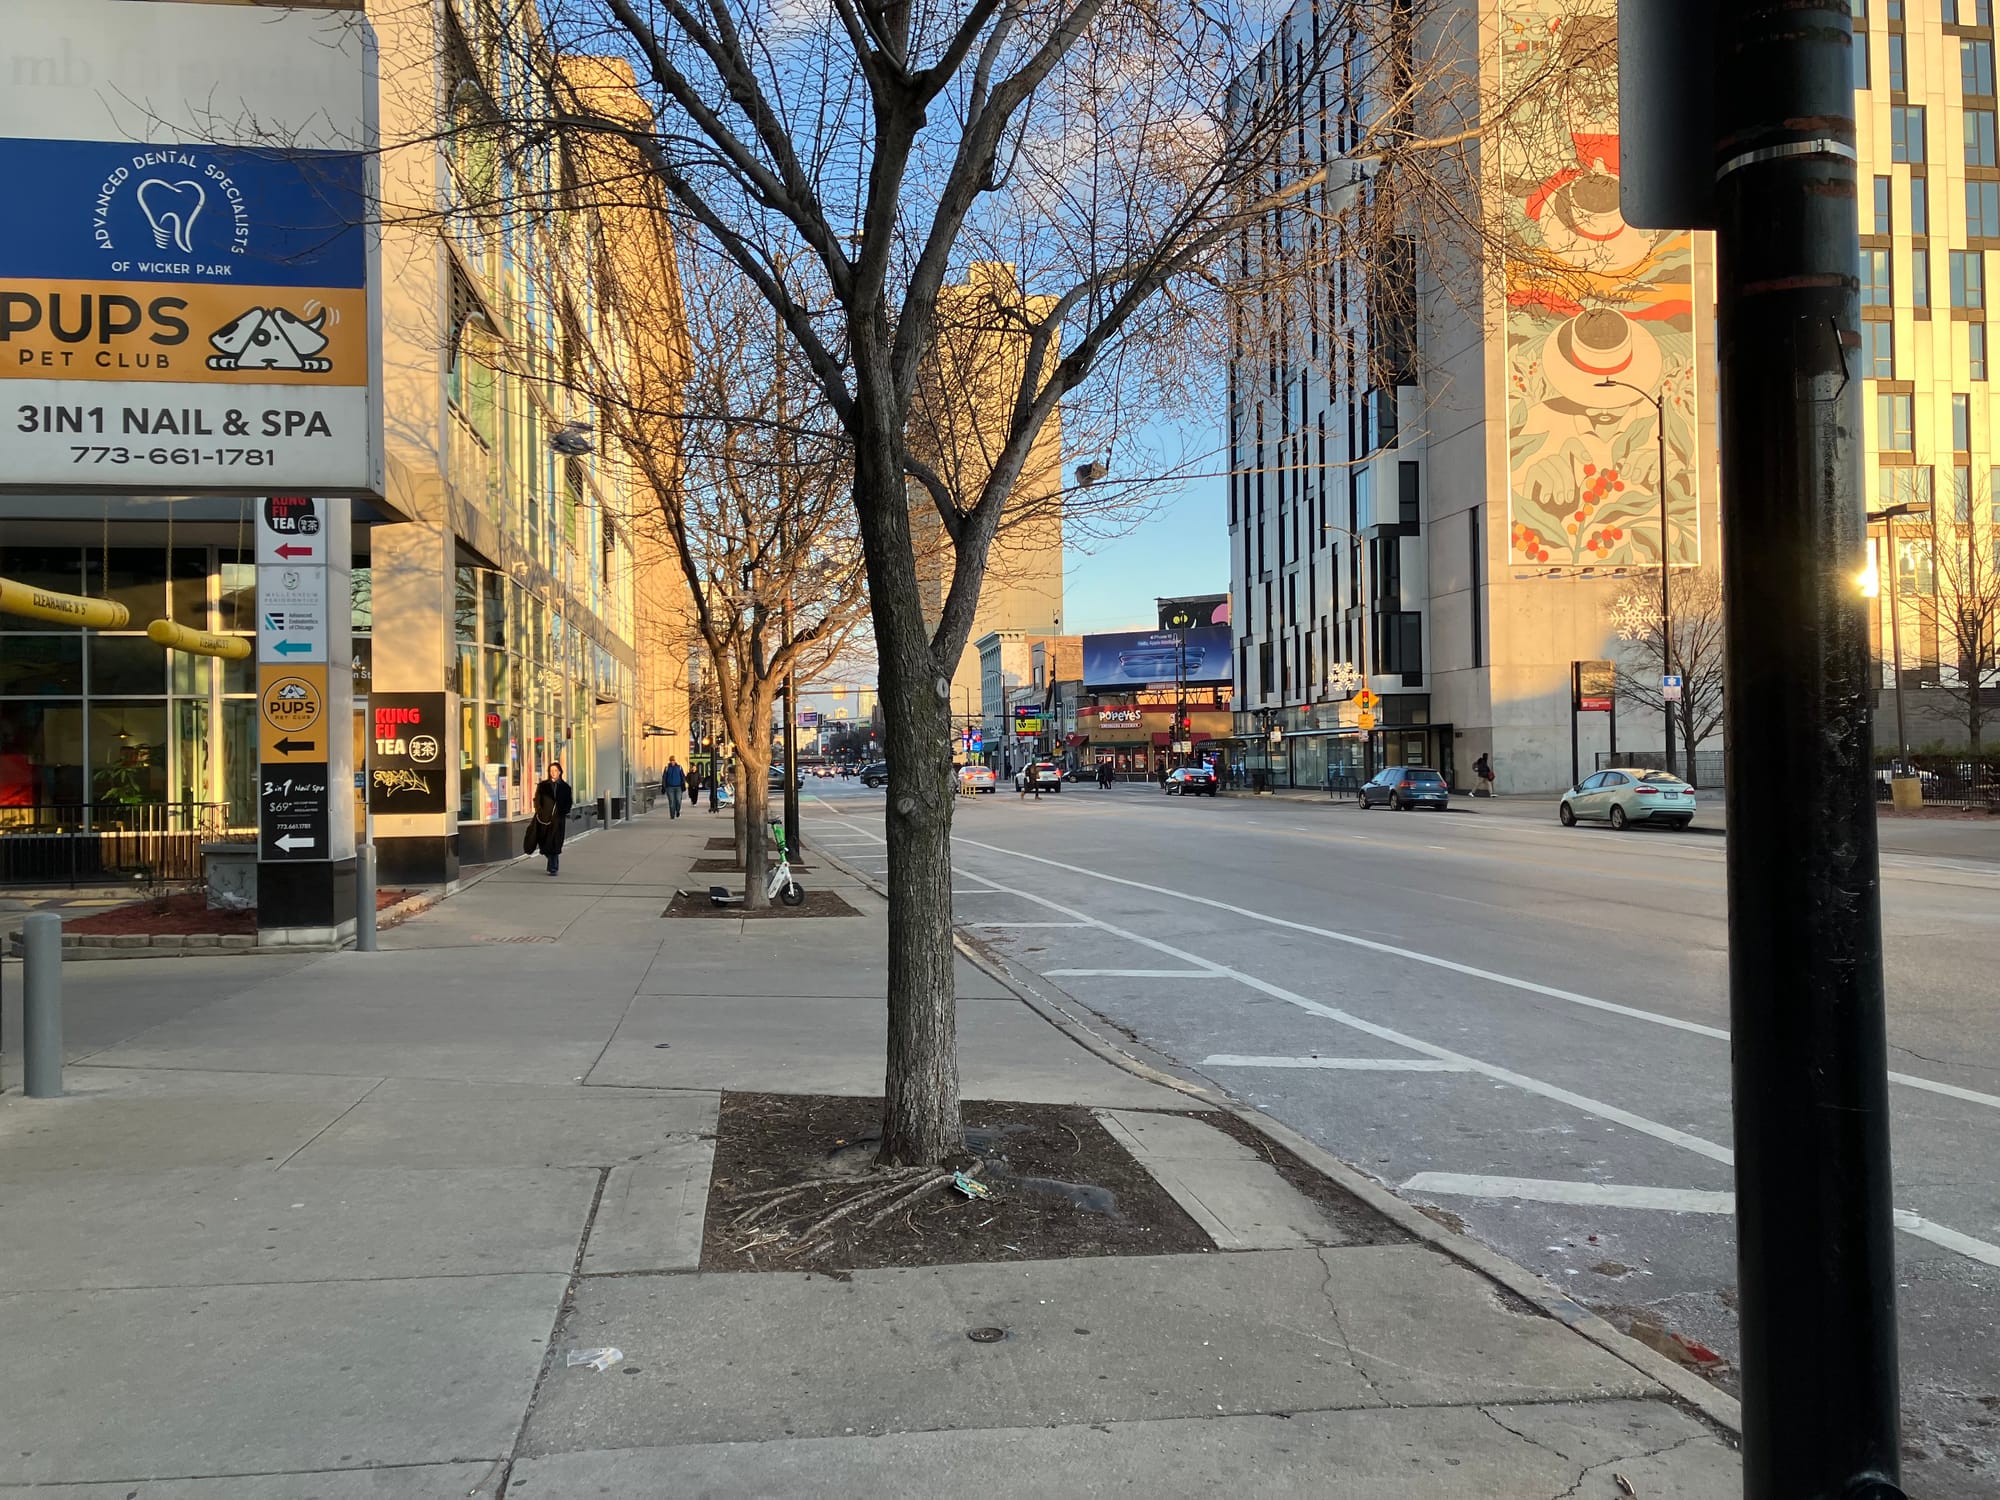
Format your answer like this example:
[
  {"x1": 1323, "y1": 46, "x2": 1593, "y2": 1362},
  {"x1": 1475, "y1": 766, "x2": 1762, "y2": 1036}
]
[{"x1": 274, "y1": 736, "x2": 319, "y2": 756}]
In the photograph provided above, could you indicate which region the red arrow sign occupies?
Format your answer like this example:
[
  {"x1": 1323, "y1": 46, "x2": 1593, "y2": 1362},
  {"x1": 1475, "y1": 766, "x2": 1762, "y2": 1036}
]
[{"x1": 275, "y1": 543, "x2": 317, "y2": 559}]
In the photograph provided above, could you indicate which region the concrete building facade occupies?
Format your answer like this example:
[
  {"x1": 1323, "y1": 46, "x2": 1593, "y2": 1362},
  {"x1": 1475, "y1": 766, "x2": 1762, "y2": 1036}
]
[{"x1": 0, "y1": 0, "x2": 693, "y2": 909}]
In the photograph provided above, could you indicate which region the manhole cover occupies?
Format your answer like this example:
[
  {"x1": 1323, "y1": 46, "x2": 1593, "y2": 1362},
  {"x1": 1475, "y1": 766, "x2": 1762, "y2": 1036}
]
[{"x1": 966, "y1": 1326, "x2": 1007, "y2": 1343}]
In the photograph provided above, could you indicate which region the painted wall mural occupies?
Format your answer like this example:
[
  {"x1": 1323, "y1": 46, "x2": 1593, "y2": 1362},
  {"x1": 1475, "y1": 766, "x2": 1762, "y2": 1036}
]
[{"x1": 1499, "y1": 2, "x2": 1699, "y2": 570}]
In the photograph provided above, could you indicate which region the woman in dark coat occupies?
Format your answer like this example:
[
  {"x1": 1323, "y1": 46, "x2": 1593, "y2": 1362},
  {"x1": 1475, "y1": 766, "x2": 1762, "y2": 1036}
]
[{"x1": 526, "y1": 761, "x2": 573, "y2": 875}]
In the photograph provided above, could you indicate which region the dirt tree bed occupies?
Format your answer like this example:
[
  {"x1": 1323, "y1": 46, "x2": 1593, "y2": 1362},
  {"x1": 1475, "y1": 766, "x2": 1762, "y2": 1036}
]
[
  {"x1": 701, "y1": 1092, "x2": 1212, "y2": 1271},
  {"x1": 61, "y1": 888, "x2": 413, "y2": 937},
  {"x1": 662, "y1": 889, "x2": 858, "y2": 919},
  {"x1": 688, "y1": 857, "x2": 814, "y2": 874}
]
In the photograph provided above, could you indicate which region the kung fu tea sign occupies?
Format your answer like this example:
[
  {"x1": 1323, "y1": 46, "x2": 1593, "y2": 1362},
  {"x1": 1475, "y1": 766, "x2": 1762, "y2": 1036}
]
[{"x1": 368, "y1": 693, "x2": 448, "y2": 814}]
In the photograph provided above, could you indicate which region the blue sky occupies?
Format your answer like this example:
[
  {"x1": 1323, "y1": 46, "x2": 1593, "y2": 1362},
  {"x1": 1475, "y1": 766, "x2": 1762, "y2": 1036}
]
[{"x1": 1060, "y1": 409, "x2": 1231, "y2": 633}]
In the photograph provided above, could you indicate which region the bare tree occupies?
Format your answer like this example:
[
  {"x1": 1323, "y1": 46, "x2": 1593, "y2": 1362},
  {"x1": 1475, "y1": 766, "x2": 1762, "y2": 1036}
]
[
  {"x1": 346, "y1": 0, "x2": 1625, "y2": 1166},
  {"x1": 1905, "y1": 476, "x2": 2000, "y2": 752},
  {"x1": 1608, "y1": 567, "x2": 1726, "y2": 783}
]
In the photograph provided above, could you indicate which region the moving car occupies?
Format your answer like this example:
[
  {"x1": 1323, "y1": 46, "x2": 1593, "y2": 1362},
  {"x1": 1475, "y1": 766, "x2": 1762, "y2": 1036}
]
[
  {"x1": 1560, "y1": 768, "x2": 1695, "y2": 829},
  {"x1": 1014, "y1": 761, "x2": 1064, "y2": 793},
  {"x1": 1359, "y1": 766, "x2": 1450, "y2": 810},
  {"x1": 957, "y1": 764, "x2": 997, "y2": 793},
  {"x1": 859, "y1": 761, "x2": 890, "y2": 787},
  {"x1": 767, "y1": 766, "x2": 804, "y2": 790},
  {"x1": 1163, "y1": 766, "x2": 1218, "y2": 796}
]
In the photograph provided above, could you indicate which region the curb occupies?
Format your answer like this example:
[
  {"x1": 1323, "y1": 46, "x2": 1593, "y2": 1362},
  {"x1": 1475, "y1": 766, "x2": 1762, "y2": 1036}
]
[{"x1": 813, "y1": 833, "x2": 1744, "y2": 1440}]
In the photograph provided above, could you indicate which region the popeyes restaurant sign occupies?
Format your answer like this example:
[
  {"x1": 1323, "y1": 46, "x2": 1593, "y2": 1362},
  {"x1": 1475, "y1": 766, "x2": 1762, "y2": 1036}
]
[{"x1": 0, "y1": 0, "x2": 379, "y2": 494}]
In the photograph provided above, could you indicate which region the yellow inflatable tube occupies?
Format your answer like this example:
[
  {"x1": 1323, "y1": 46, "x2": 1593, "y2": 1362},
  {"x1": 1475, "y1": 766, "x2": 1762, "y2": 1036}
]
[
  {"x1": 0, "y1": 576, "x2": 131, "y2": 629},
  {"x1": 145, "y1": 618, "x2": 252, "y2": 659}
]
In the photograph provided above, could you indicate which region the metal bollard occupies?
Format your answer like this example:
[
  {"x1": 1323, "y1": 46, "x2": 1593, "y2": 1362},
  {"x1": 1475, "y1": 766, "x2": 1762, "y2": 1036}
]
[
  {"x1": 355, "y1": 844, "x2": 379, "y2": 953},
  {"x1": 22, "y1": 912, "x2": 63, "y2": 1097}
]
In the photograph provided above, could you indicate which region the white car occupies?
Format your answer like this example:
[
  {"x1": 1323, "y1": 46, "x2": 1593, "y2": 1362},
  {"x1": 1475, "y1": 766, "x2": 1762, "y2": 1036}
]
[
  {"x1": 957, "y1": 764, "x2": 997, "y2": 793},
  {"x1": 1560, "y1": 768, "x2": 1696, "y2": 830},
  {"x1": 1013, "y1": 762, "x2": 1064, "y2": 793}
]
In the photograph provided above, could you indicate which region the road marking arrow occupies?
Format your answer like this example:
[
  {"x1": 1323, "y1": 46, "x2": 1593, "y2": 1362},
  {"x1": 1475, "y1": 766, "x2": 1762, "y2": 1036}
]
[
  {"x1": 274, "y1": 833, "x2": 317, "y2": 853},
  {"x1": 275, "y1": 544, "x2": 317, "y2": 560},
  {"x1": 273, "y1": 736, "x2": 318, "y2": 755},
  {"x1": 273, "y1": 639, "x2": 314, "y2": 655}
]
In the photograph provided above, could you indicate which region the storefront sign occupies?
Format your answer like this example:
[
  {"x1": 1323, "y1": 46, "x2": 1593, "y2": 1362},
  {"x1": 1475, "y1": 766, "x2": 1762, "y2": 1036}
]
[
  {"x1": 0, "y1": 2, "x2": 378, "y2": 494},
  {"x1": 1574, "y1": 659, "x2": 1616, "y2": 713},
  {"x1": 1098, "y1": 705, "x2": 1143, "y2": 727},
  {"x1": 368, "y1": 692, "x2": 448, "y2": 813},
  {"x1": 259, "y1": 765, "x2": 331, "y2": 860},
  {"x1": 256, "y1": 565, "x2": 330, "y2": 663}
]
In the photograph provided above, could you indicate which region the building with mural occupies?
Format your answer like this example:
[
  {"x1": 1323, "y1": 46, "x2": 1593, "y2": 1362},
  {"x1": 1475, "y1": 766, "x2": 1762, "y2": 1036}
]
[
  {"x1": 1223, "y1": 0, "x2": 1722, "y2": 793},
  {"x1": 1227, "y1": 0, "x2": 2000, "y2": 790}
]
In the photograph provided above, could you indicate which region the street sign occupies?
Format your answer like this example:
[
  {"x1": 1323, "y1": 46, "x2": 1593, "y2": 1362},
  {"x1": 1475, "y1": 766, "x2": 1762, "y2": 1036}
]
[
  {"x1": 255, "y1": 496, "x2": 325, "y2": 566},
  {"x1": 798, "y1": 709, "x2": 819, "y2": 728},
  {"x1": 1353, "y1": 687, "x2": 1378, "y2": 711},
  {"x1": 256, "y1": 565, "x2": 330, "y2": 663},
  {"x1": 1662, "y1": 673, "x2": 1684, "y2": 703},
  {"x1": 259, "y1": 763, "x2": 332, "y2": 861},
  {"x1": 1574, "y1": 659, "x2": 1616, "y2": 713},
  {"x1": 1356, "y1": 710, "x2": 1377, "y2": 731}
]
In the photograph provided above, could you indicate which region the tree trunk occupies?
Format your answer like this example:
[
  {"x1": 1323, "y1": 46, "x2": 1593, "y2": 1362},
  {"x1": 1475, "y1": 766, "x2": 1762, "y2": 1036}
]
[
  {"x1": 733, "y1": 766, "x2": 747, "y2": 864},
  {"x1": 852, "y1": 426, "x2": 962, "y2": 1167},
  {"x1": 741, "y1": 752, "x2": 771, "y2": 910}
]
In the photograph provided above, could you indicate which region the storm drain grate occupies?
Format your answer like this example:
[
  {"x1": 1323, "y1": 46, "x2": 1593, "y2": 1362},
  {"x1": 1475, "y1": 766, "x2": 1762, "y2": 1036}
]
[{"x1": 475, "y1": 934, "x2": 558, "y2": 943}]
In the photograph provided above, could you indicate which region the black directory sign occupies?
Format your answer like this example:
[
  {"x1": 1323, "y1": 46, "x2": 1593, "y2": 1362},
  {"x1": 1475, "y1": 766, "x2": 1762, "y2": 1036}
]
[
  {"x1": 260, "y1": 763, "x2": 332, "y2": 860},
  {"x1": 368, "y1": 692, "x2": 450, "y2": 813}
]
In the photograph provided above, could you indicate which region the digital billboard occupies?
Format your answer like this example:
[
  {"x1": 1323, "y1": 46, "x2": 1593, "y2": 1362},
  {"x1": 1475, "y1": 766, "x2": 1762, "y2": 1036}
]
[
  {"x1": 0, "y1": 1, "x2": 378, "y2": 494},
  {"x1": 1082, "y1": 626, "x2": 1232, "y2": 689}
]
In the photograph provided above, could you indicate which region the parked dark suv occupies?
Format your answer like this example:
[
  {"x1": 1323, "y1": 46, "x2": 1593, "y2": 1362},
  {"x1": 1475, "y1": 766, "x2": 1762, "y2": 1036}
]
[
  {"x1": 1359, "y1": 766, "x2": 1449, "y2": 810},
  {"x1": 859, "y1": 761, "x2": 890, "y2": 787}
]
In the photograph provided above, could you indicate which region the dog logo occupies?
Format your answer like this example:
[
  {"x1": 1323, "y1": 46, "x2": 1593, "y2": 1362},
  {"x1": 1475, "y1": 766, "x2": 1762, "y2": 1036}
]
[
  {"x1": 277, "y1": 682, "x2": 308, "y2": 701},
  {"x1": 207, "y1": 307, "x2": 333, "y2": 372}
]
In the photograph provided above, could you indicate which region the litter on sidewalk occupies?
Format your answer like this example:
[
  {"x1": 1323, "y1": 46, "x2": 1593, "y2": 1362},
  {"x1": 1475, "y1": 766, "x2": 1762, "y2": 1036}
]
[{"x1": 566, "y1": 1347, "x2": 624, "y2": 1372}]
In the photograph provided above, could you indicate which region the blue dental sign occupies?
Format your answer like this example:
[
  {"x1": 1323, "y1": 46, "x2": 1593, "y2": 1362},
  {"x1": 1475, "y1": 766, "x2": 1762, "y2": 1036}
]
[{"x1": 2, "y1": 138, "x2": 366, "y2": 288}]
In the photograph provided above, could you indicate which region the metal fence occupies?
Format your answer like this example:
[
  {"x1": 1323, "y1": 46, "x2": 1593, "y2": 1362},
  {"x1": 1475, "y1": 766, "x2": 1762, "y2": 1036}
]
[
  {"x1": 1874, "y1": 756, "x2": 2000, "y2": 812},
  {"x1": 0, "y1": 803, "x2": 249, "y2": 888},
  {"x1": 1595, "y1": 750, "x2": 1727, "y2": 789}
]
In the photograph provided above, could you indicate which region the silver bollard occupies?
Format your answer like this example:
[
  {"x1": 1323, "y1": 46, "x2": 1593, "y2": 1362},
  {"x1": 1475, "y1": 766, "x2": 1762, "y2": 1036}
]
[
  {"x1": 22, "y1": 912, "x2": 63, "y2": 1097},
  {"x1": 355, "y1": 844, "x2": 379, "y2": 952}
]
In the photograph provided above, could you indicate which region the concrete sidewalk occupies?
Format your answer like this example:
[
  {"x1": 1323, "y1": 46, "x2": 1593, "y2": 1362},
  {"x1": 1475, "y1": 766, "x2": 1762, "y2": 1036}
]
[{"x1": 0, "y1": 809, "x2": 1739, "y2": 1496}]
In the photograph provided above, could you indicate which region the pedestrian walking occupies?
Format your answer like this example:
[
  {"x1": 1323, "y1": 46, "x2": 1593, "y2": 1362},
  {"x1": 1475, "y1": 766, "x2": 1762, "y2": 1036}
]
[
  {"x1": 1155, "y1": 760, "x2": 1169, "y2": 790},
  {"x1": 525, "y1": 761, "x2": 573, "y2": 875},
  {"x1": 1474, "y1": 752, "x2": 1496, "y2": 798},
  {"x1": 662, "y1": 757, "x2": 686, "y2": 818}
]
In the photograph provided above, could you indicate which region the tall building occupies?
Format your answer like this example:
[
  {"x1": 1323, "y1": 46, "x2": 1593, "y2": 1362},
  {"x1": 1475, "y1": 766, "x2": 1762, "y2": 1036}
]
[
  {"x1": 1227, "y1": 0, "x2": 2000, "y2": 790},
  {"x1": 0, "y1": 0, "x2": 693, "y2": 919},
  {"x1": 1225, "y1": 0, "x2": 1720, "y2": 794},
  {"x1": 911, "y1": 262, "x2": 1066, "y2": 726}
]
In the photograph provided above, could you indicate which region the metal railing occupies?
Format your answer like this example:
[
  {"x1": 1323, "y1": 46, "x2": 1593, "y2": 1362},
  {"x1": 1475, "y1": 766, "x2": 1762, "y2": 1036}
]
[
  {"x1": 1595, "y1": 749, "x2": 1727, "y2": 790},
  {"x1": 0, "y1": 802, "x2": 248, "y2": 888},
  {"x1": 1873, "y1": 756, "x2": 2000, "y2": 812}
]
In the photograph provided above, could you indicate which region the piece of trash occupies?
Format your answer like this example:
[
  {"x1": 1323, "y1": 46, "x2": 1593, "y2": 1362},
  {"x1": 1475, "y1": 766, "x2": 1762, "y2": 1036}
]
[
  {"x1": 1002, "y1": 1243, "x2": 1022, "y2": 1252},
  {"x1": 567, "y1": 1347, "x2": 623, "y2": 1372},
  {"x1": 1614, "y1": 1476, "x2": 1637, "y2": 1497},
  {"x1": 952, "y1": 1171, "x2": 991, "y2": 1199}
]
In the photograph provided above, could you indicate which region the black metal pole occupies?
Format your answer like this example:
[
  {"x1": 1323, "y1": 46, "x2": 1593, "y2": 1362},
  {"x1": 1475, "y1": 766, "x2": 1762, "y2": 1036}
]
[
  {"x1": 1570, "y1": 664, "x2": 1580, "y2": 791},
  {"x1": 1712, "y1": 5, "x2": 1903, "y2": 1494},
  {"x1": 1657, "y1": 392, "x2": 1678, "y2": 779}
]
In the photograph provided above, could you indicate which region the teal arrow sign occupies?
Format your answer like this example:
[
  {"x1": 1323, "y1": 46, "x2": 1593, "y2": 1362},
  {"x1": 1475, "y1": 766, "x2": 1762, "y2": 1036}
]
[{"x1": 273, "y1": 639, "x2": 315, "y2": 656}]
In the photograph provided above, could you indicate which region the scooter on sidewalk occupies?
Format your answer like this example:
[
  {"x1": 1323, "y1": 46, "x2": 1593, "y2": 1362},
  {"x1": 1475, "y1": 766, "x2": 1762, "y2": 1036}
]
[{"x1": 705, "y1": 822, "x2": 807, "y2": 907}]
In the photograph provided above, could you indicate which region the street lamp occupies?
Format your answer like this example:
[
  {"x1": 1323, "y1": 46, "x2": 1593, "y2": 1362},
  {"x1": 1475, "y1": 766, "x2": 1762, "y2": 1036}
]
[
  {"x1": 1596, "y1": 378, "x2": 1679, "y2": 779},
  {"x1": 1860, "y1": 498, "x2": 1932, "y2": 764}
]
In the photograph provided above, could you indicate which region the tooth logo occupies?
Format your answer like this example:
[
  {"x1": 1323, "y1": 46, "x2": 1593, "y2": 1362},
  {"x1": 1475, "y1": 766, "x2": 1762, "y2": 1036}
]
[{"x1": 135, "y1": 177, "x2": 206, "y2": 254}]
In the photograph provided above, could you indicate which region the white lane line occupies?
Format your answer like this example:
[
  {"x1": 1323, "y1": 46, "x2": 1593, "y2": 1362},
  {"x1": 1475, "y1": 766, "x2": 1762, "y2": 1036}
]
[
  {"x1": 950, "y1": 834, "x2": 2000, "y2": 1114},
  {"x1": 967, "y1": 921, "x2": 1092, "y2": 929},
  {"x1": 1401, "y1": 1173, "x2": 1735, "y2": 1215},
  {"x1": 1896, "y1": 1210, "x2": 2000, "y2": 1268},
  {"x1": 1206, "y1": 1054, "x2": 1472, "y2": 1072},
  {"x1": 1048, "y1": 976, "x2": 1232, "y2": 988}
]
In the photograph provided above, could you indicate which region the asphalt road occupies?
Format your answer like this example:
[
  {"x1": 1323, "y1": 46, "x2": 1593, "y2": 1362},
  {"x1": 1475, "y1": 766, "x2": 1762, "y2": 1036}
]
[{"x1": 803, "y1": 775, "x2": 2000, "y2": 1498}]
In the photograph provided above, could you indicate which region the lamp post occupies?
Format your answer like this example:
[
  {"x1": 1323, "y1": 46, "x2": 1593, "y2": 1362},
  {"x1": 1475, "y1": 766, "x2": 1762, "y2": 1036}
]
[
  {"x1": 1596, "y1": 378, "x2": 1678, "y2": 778},
  {"x1": 1860, "y1": 499, "x2": 1932, "y2": 765},
  {"x1": 1167, "y1": 606, "x2": 1196, "y2": 768}
]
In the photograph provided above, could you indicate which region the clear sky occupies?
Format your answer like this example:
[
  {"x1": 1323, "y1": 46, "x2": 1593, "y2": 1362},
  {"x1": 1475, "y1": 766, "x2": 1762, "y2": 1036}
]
[{"x1": 1060, "y1": 408, "x2": 1231, "y2": 634}]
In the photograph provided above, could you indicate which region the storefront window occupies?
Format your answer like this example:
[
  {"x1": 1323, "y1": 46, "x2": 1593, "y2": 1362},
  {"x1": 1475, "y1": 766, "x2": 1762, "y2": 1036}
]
[
  {"x1": 170, "y1": 548, "x2": 209, "y2": 629},
  {"x1": 455, "y1": 566, "x2": 478, "y2": 643},
  {"x1": 481, "y1": 570, "x2": 505, "y2": 647},
  {"x1": 219, "y1": 551, "x2": 255, "y2": 632},
  {"x1": 350, "y1": 567, "x2": 373, "y2": 631},
  {"x1": 1, "y1": 636, "x2": 84, "y2": 695},
  {"x1": 90, "y1": 635, "x2": 167, "y2": 696},
  {"x1": 87, "y1": 702, "x2": 169, "y2": 816},
  {"x1": 169, "y1": 650, "x2": 211, "y2": 697},
  {"x1": 460, "y1": 702, "x2": 479, "y2": 821},
  {"x1": 223, "y1": 700, "x2": 258, "y2": 826},
  {"x1": 85, "y1": 548, "x2": 167, "y2": 624},
  {"x1": 174, "y1": 699, "x2": 211, "y2": 810},
  {"x1": 0, "y1": 547, "x2": 84, "y2": 630},
  {"x1": 0, "y1": 703, "x2": 86, "y2": 813}
]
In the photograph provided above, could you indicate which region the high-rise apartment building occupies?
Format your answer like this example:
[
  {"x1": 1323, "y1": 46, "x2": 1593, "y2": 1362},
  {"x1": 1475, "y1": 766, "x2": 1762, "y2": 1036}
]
[{"x1": 1227, "y1": 0, "x2": 1995, "y2": 792}]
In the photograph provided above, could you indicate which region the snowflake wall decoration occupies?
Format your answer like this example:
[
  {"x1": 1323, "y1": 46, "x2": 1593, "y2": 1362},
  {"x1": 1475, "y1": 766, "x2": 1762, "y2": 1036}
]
[{"x1": 1609, "y1": 592, "x2": 1662, "y2": 642}]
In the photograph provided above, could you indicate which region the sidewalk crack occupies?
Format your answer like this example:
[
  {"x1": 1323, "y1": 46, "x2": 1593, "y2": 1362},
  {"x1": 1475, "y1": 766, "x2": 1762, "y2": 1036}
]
[
  {"x1": 273, "y1": 1076, "x2": 387, "y2": 1168},
  {"x1": 1311, "y1": 1247, "x2": 1386, "y2": 1406},
  {"x1": 1550, "y1": 1432, "x2": 1705, "y2": 1500}
]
